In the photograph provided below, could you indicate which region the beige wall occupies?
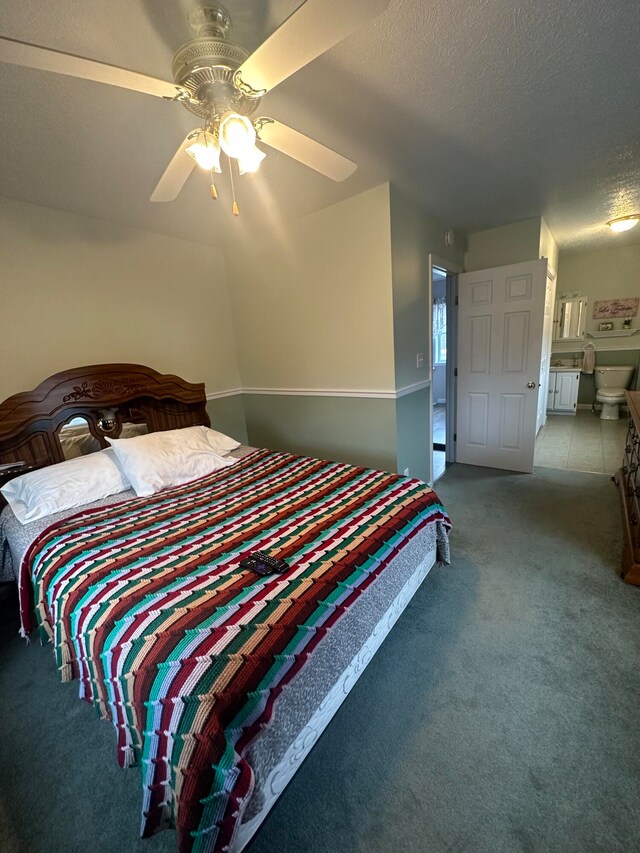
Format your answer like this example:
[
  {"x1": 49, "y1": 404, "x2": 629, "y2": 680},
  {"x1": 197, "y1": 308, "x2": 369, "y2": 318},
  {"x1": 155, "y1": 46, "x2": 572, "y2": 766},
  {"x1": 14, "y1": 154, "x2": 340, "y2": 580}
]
[
  {"x1": 227, "y1": 183, "x2": 470, "y2": 477},
  {"x1": 539, "y1": 217, "x2": 559, "y2": 274},
  {"x1": 465, "y1": 217, "x2": 541, "y2": 271},
  {"x1": 465, "y1": 215, "x2": 559, "y2": 276},
  {"x1": 225, "y1": 184, "x2": 398, "y2": 470},
  {"x1": 0, "y1": 197, "x2": 242, "y2": 407},
  {"x1": 388, "y1": 186, "x2": 465, "y2": 480},
  {"x1": 1, "y1": 184, "x2": 489, "y2": 479},
  {"x1": 389, "y1": 186, "x2": 465, "y2": 389},
  {"x1": 557, "y1": 242, "x2": 640, "y2": 339},
  {"x1": 227, "y1": 183, "x2": 395, "y2": 392}
]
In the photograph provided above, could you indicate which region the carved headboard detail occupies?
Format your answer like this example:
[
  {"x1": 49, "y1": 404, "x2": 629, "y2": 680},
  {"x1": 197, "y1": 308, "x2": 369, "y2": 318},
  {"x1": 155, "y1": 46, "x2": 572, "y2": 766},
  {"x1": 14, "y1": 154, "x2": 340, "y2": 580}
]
[{"x1": 0, "y1": 363, "x2": 210, "y2": 468}]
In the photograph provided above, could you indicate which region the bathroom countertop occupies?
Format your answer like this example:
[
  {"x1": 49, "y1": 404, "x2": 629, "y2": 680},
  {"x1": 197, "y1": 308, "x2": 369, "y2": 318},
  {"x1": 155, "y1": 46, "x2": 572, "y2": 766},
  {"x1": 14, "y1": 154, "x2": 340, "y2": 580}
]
[{"x1": 550, "y1": 365, "x2": 581, "y2": 372}]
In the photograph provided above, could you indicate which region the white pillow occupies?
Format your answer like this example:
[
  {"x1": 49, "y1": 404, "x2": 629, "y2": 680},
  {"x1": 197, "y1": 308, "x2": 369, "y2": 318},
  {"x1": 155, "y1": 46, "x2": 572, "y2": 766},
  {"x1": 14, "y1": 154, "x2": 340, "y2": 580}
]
[
  {"x1": 193, "y1": 425, "x2": 240, "y2": 456},
  {"x1": 105, "y1": 426, "x2": 239, "y2": 497},
  {"x1": 1, "y1": 448, "x2": 131, "y2": 525}
]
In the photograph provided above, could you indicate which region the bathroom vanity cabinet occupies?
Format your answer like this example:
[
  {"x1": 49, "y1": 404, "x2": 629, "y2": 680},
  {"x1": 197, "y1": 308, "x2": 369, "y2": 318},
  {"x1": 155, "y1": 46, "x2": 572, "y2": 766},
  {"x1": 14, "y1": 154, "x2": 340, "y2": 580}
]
[
  {"x1": 546, "y1": 369, "x2": 579, "y2": 414},
  {"x1": 613, "y1": 391, "x2": 640, "y2": 586}
]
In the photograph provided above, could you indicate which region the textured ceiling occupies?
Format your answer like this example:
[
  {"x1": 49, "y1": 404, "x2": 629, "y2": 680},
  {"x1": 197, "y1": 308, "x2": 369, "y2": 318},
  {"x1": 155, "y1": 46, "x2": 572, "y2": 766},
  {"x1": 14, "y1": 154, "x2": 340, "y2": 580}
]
[{"x1": 0, "y1": 0, "x2": 639, "y2": 251}]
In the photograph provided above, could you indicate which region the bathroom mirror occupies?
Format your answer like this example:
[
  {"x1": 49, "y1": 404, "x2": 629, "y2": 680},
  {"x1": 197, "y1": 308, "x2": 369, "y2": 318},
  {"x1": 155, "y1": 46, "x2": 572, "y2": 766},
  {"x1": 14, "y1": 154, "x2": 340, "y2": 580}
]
[{"x1": 553, "y1": 297, "x2": 587, "y2": 342}]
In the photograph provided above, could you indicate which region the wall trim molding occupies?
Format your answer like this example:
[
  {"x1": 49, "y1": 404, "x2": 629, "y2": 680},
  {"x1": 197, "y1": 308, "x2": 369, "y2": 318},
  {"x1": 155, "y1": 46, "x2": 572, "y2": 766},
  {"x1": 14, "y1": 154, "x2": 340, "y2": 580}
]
[
  {"x1": 206, "y1": 388, "x2": 243, "y2": 400},
  {"x1": 395, "y1": 379, "x2": 432, "y2": 398},
  {"x1": 243, "y1": 386, "x2": 397, "y2": 399},
  {"x1": 206, "y1": 380, "x2": 432, "y2": 402}
]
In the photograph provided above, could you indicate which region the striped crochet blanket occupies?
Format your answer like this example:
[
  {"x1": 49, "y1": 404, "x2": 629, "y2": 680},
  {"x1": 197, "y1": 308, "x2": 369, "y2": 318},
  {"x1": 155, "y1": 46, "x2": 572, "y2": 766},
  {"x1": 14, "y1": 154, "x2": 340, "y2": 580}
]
[{"x1": 20, "y1": 449, "x2": 450, "y2": 852}]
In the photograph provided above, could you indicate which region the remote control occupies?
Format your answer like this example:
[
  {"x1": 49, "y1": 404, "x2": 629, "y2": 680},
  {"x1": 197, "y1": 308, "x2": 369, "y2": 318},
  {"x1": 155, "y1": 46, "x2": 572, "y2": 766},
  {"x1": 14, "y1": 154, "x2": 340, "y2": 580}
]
[{"x1": 239, "y1": 551, "x2": 289, "y2": 575}]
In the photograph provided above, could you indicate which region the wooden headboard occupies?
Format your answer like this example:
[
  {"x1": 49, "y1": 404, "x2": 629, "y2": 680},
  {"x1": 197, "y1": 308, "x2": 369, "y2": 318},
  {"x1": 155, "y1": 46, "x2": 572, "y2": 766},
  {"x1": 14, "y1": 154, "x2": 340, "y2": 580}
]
[{"x1": 0, "y1": 363, "x2": 210, "y2": 469}]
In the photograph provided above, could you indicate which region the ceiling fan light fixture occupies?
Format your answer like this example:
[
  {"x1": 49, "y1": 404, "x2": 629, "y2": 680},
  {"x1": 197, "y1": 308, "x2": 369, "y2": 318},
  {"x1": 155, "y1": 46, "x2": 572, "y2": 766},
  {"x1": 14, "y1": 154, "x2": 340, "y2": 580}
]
[
  {"x1": 237, "y1": 144, "x2": 266, "y2": 175},
  {"x1": 186, "y1": 128, "x2": 221, "y2": 172},
  {"x1": 607, "y1": 214, "x2": 640, "y2": 233},
  {"x1": 219, "y1": 111, "x2": 256, "y2": 159}
]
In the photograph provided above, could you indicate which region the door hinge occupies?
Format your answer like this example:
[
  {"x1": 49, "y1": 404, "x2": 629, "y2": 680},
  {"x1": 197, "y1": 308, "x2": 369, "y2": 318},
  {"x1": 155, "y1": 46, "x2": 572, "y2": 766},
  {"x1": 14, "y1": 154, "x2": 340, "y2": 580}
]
[
  {"x1": 455, "y1": 296, "x2": 459, "y2": 306},
  {"x1": 454, "y1": 367, "x2": 458, "y2": 377},
  {"x1": 453, "y1": 433, "x2": 457, "y2": 442}
]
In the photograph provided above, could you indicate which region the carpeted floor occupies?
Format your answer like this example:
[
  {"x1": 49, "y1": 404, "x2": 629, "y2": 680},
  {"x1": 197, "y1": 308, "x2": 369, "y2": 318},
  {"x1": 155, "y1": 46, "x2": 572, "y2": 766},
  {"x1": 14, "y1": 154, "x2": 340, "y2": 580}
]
[{"x1": 1, "y1": 463, "x2": 639, "y2": 853}]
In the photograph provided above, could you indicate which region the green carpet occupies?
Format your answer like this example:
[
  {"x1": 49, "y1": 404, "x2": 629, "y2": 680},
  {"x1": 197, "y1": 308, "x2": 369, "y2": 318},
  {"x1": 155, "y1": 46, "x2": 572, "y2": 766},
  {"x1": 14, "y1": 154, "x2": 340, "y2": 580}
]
[{"x1": 1, "y1": 464, "x2": 639, "y2": 853}]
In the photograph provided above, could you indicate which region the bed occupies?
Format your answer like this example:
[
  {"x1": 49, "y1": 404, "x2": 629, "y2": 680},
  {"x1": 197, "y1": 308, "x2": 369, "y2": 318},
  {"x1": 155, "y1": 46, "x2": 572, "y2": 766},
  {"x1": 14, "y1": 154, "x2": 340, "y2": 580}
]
[{"x1": 0, "y1": 364, "x2": 451, "y2": 853}]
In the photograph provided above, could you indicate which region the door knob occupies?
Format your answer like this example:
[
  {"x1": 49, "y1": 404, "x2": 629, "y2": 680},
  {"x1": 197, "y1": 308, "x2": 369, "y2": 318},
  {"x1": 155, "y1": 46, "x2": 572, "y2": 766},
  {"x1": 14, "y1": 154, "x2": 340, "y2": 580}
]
[{"x1": 527, "y1": 381, "x2": 536, "y2": 389}]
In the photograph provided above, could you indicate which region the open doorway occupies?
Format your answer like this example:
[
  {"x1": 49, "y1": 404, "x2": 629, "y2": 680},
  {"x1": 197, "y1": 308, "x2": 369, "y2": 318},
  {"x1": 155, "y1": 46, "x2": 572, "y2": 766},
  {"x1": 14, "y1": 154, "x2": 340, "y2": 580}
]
[
  {"x1": 432, "y1": 266, "x2": 448, "y2": 481},
  {"x1": 429, "y1": 254, "x2": 459, "y2": 484}
]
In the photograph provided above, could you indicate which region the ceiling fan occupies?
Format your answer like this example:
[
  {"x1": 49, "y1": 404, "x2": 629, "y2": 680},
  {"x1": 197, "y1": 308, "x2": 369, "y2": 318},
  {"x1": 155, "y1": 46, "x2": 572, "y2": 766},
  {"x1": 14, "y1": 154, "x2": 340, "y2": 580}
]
[{"x1": 0, "y1": 0, "x2": 390, "y2": 214}]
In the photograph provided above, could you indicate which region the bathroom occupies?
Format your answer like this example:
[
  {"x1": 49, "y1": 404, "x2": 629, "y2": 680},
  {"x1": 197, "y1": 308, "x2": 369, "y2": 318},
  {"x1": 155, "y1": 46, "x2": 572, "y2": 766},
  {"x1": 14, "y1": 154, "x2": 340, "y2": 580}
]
[{"x1": 535, "y1": 288, "x2": 640, "y2": 474}]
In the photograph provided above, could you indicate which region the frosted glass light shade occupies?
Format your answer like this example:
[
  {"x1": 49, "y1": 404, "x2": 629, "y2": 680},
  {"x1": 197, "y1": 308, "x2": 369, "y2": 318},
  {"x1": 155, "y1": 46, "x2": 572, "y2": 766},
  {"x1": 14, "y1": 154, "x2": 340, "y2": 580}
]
[
  {"x1": 186, "y1": 129, "x2": 221, "y2": 172},
  {"x1": 237, "y1": 145, "x2": 266, "y2": 175},
  {"x1": 608, "y1": 215, "x2": 639, "y2": 233},
  {"x1": 219, "y1": 112, "x2": 256, "y2": 159}
]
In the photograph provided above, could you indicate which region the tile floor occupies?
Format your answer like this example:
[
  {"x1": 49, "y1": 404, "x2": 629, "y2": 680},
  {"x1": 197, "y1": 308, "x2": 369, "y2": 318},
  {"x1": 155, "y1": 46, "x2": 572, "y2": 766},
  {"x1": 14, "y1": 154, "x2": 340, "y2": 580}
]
[{"x1": 535, "y1": 408, "x2": 628, "y2": 474}]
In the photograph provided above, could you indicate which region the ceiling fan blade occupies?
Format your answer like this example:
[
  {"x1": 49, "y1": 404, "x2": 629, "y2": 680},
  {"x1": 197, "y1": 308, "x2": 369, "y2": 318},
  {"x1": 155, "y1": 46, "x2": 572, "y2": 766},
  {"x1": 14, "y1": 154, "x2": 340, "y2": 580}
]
[
  {"x1": 257, "y1": 119, "x2": 357, "y2": 182},
  {"x1": 236, "y1": 0, "x2": 391, "y2": 95},
  {"x1": 0, "y1": 35, "x2": 178, "y2": 99},
  {"x1": 150, "y1": 134, "x2": 197, "y2": 202}
]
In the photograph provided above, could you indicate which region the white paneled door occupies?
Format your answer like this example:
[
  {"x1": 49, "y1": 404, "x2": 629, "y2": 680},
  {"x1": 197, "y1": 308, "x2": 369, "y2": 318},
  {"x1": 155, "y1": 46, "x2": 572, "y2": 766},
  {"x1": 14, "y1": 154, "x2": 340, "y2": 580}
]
[{"x1": 456, "y1": 259, "x2": 547, "y2": 473}]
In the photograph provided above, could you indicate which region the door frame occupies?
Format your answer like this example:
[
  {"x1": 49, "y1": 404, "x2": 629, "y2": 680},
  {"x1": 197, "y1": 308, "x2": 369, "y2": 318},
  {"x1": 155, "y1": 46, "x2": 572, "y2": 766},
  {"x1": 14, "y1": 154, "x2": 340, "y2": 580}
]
[
  {"x1": 428, "y1": 253, "x2": 461, "y2": 482},
  {"x1": 537, "y1": 265, "x2": 557, "y2": 434}
]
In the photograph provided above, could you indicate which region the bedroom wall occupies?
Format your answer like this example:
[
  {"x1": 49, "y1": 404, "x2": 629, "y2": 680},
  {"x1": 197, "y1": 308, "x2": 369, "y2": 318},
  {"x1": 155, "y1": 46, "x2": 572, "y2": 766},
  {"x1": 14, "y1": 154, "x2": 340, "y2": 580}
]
[
  {"x1": 227, "y1": 183, "x2": 398, "y2": 470},
  {"x1": 227, "y1": 183, "x2": 466, "y2": 479},
  {"x1": 0, "y1": 196, "x2": 247, "y2": 442},
  {"x1": 242, "y1": 395, "x2": 397, "y2": 471},
  {"x1": 464, "y1": 217, "x2": 542, "y2": 271},
  {"x1": 388, "y1": 186, "x2": 465, "y2": 481},
  {"x1": 539, "y1": 217, "x2": 559, "y2": 274},
  {"x1": 556, "y1": 242, "x2": 640, "y2": 341},
  {"x1": 553, "y1": 240, "x2": 640, "y2": 396}
]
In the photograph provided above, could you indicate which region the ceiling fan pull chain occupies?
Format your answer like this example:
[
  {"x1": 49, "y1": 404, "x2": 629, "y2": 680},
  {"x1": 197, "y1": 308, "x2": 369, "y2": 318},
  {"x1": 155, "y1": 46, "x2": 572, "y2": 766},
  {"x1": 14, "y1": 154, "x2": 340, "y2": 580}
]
[
  {"x1": 210, "y1": 172, "x2": 218, "y2": 200},
  {"x1": 228, "y1": 155, "x2": 239, "y2": 216}
]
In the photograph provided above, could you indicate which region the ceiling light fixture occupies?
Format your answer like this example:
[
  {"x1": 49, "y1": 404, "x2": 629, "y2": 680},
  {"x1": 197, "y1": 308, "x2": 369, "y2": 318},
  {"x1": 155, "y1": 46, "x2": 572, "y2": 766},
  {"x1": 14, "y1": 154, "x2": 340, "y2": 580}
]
[
  {"x1": 607, "y1": 214, "x2": 640, "y2": 233},
  {"x1": 186, "y1": 128, "x2": 221, "y2": 173},
  {"x1": 219, "y1": 111, "x2": 257, "y2": 159},
  {"x1": 0, "y1": 0, "x2": 370, "y2": 218},
  {"x1": 186, "y1": 117, "x2": 266, "y2": 214},
  {"x1": 237, "y1": 144, "x2": 266, "y2": 175}
]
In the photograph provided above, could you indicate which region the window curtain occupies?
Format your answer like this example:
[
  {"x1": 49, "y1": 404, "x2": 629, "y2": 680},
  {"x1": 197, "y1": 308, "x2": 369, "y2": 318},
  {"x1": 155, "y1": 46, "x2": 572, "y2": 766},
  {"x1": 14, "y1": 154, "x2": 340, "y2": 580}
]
[{"x1": 433, "y1": 297, "x2": 446, "y2": 334}]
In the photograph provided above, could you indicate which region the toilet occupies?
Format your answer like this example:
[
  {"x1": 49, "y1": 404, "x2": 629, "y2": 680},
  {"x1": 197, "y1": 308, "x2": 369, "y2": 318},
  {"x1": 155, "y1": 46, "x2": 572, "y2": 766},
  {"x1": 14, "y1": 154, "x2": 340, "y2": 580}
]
[{"x1": 594, "y1": 365, "x2": 635, "y2": 420}]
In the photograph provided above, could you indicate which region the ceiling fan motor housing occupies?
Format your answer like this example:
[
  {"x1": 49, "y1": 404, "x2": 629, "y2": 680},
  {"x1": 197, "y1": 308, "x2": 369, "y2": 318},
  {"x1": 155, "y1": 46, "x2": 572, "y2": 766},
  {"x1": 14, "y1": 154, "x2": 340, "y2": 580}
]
[{"x1": 172, "y1": 5, "x2": 260, "y2": 120}]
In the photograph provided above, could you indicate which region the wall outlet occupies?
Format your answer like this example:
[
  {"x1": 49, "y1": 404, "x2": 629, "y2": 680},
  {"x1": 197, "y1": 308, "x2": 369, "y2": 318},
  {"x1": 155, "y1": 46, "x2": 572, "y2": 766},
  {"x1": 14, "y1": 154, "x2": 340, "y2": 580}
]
[
  {"x1": 416, "y1": 352, "x2": 424, "y2": 368},
  {"x1": 403, "y1": 467, "x2": 410, "y2": 476}
]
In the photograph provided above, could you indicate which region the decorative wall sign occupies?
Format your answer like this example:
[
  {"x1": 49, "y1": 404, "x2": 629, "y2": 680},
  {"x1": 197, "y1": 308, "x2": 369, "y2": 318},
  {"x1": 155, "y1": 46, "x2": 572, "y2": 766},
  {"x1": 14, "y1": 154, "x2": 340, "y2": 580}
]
[{"x1": 593, "y1": 297, "x2": 639, "y2": 319}]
